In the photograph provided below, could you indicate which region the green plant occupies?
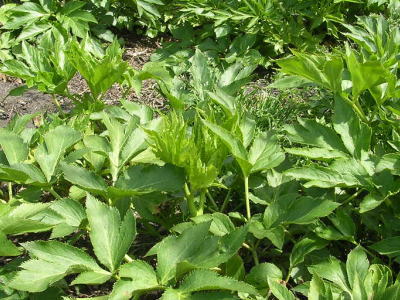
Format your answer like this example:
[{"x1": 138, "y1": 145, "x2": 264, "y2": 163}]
[{"x1": 0, "y1": 0, "x2": 98, "y2": 42}]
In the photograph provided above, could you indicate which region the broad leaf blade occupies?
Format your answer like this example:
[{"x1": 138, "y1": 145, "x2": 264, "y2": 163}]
[{"x1": 86, "y1": 195, "x2": 136, "y2": 272}]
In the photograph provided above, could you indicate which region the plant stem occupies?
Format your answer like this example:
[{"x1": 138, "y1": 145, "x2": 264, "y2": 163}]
[
  {"x1": 49, "y1": 187, "x2": 62, "y2": 200},
  {"x1": 250, "y1": 241, "x2": 260, "y2": 266},
  {"x1": 244, "y1": 176, "x2": 251, "y2": 220},
  {"x1": 8, "y1": 182, "x2": 12, "y2": 202},
  {"x1": 206, "y1": 190, "x2": 219, "y2": 211},
  {"x1": 197, "y1": 189, "x2": 206, "y2": 216},
  {"x1": 67, "y1": 231, "x2": 84, "y2": 246},
  {"x1": 51, "y1": 94, "x2": 63, "y2": 115},
  {"x1": 285, "y1": 268, "x2": 292, "y2": 283},
  {"x1": 243, "y1": 242, "x2": 259, "y2": 265},
  {"x1": 343, "y1": 189, "x2": 364, "y2": 206},
  {"x1": 220, "y1": 190, "x2": 231, "y2": 213},
  {"x1": 184, "y1": 183, "x2": 197, "y2": 217},
  {"x1": 124, "y1": 254, "x2": 134, "y2": 263}
]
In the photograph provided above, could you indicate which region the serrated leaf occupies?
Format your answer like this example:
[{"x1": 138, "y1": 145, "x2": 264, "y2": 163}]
[
  {"x1": 202, "y1": 119, "x2": 251, "y2": 176},
  {"x1": 0, "y1": 131, "x2": 28, "y2": 164},
  {"x1": 346, "y1": 247, "x2": 369, "y2": 289},
  {"x1": 23, "y1": 240, "x2": 101, "y2": 270},
  {"x1": 9, "y1": 260, "x2": 70, "y2": 292},
  {"x1": 71, "y1": 271, "x2": 112, "y2": 285},
  {"x1": 178, "y1": 269, "x2": 257, "y2": 295},
  {"x1": 110, "y1": 260, "x2": 159, "y2": 298},
  {"x1": 308, "y1": 256, "x2": 350, "y2": 293},
  {"x1": 246, "y1": 263, "x2": 282, "y2": 290},
  {"x1": 370, "y1": 237, "x2": 400, "y2": 257},
  {"x1": 268, "y1": 278, "x2": 296, "y2": 300},
  {"x1": 62, "y1": 163, "x2": 108, "y2": 195},
  {"x1": 35, "y1": 126, "x2": 81, "y2": 182},
  {"x1": 115, "y1": 164, "x2": 185, "y2": 194},
  {"x1": 0, "y1": 231, "x2": 21, "y2": 256},
  {"x1": 248, "y1": 132, "x2": 285, "y2": 173},
  {"x1": 86, "y1": 195, "x2": 136, "y2": 272},
  {"x1": 9, "y1": 240, "x2": 106, "y2": 292},
  {"x1": 154, "y1": 222, "x2": 246, "y2": 285},
  {"x1": 290, "y1": 237, "x2": 328, "y2": 268}
]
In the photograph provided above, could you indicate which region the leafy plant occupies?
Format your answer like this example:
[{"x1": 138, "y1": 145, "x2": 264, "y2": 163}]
[{"x1": 0, "y1": 0, "x2": 98, "y2": 42}]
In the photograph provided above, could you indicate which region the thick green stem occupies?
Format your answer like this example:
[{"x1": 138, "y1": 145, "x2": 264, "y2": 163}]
[
  {"x1": 184, "y1": 183, "x2": 197, "y2": 217},
  {"x1": 197, "y1": 189, "x2": 206, "y2": 216},
  {"x1": 49, "y1": 187, "x2": 62, "y2": 200},
  {"x1": 244, "y1": 176, "x2": 251, "y2": 220}
]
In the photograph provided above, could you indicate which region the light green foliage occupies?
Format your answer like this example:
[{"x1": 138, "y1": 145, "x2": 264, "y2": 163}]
[
  {"x1": 1, "y1": 36, "x2": 76, "y2": 95},
  {"x1": 66, "y1": 40, "x2": 129, "y2": 100},
  {"x1": 8, "y1": 241, "x2": 109, "y2": 292},
  {"x1": 0, "y1": 3, "x2": 399, "y2": 300},
  {"x1": 1, "y1": 0, "x2": 97, "y2": 40},
  {"x1": 307, "y1": 247, "x2": 400, "y2": 299},
  {"x1": 86, "y1": 194, "x2": 136, "y2": 272},
  {"x1": 35, "y1": 125, "x2": 81, "y2": 182},
  {"x1": 147, "y1": 112, "x2": 226, "y2": 191},
  {"x1": 284, "y1": 97, "x2": 400, "y2": 211}
]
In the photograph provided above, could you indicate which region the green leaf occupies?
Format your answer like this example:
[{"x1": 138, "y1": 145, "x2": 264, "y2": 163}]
[
  {"x1": 110, "y1": 260, "x2": 159, "y2": 299},
  {"x1": 332, "y1": 96, "x2": 371, "y2": 159},
  {"x1": 8, "y1": 260, "x2": 71, "y2": 292},
  {"x1": 9, "y1": 240, "x2": 107, "y2": 292},
  {"x1": 16, "y1": 22, "x2": 51, "y2": 42},
  {"x1": 66, "y1": 40, "x2": 128, "y2": 99},
  {"x1": 308, "y1": 256, "x2": 350, "y2": 293},
  {"x1": 346, "y1": 247, "x2": 369, "y2": 289},
  {"x1": 246, "y1": 263, "x2": 282, "y2": 290},
  {"x1": 248, "y1": 132, "x2": 285, "y2": 173},
  {"x1": 47, "y1": 198, "x2": 86, "y2": 238},
  {"x1": 285, "y1": 147, "x2": 348, "y2": 161},
  {"x1": 308, "y1": 275, "x2": 333, "y2": 300},
  {"x1": 71, "y1": 271, "x2": 112, "y2": 285},
  {"x1": 370, "y1": 237, "x2": 400, "y2": 257},
  {"x1": 202, "y1": 119, "x2": 251, "y2": 176},
  {"x1": 0, "y1": 163, "x2": 47, "y2": 185},
  {"x1": 276, "y1": 51, "x2": 343, "y2": 92},
  {"x1": 285, "y1": 163, "x2": 363, "y2": 188},
  {"x1": 86, "y1": 195, "x2": 136, "y2": 272},
  {"x1": 268, "y1": 278, "x2": 296, "y2": 300},
  {"x1": 290, "y1": 237, "x2": 328, "y2": 268},
  {"x1": 153, "y1": 222, "x2": 246, "y2": 284},
  {"x1": 328, "y1": 209, "x2": 355, "y2": 239},
  {"x1": 0, "y1": 231, "x2": 21, "y2": 256},
  {"x1": 178, "y1": 269, "x2": 257, "y2": 295},
  {"x1": 0, "y1": 203, "x2": 53, "y2": 235},
  {"x1": 192, "y1": 213, "x2": 235, "y2": 236},
  {"x1": 269, "y1": 75, "x2": 312, "y2": 89},
  {"x1": 62, "y1": 163, "x2": 108, "y2": 195},
  {"x1": 115, "y1": 164, "x2": 185, "y2": 195},
  {"x1": 284, "y1": 119, "x2": 347, "y2": 153},
  {"x1": 0, "y1": 131, "x2": 28, "y2": 164},
  {"x1": 264, "y1": 195, "x2": 340, "y2": 227},
  {"x1": 35, "y1": 126, "x2": 81, "y2": 182},
  {"x1": 345, "y1": 46, "x2": 386, "y2": 99}
]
